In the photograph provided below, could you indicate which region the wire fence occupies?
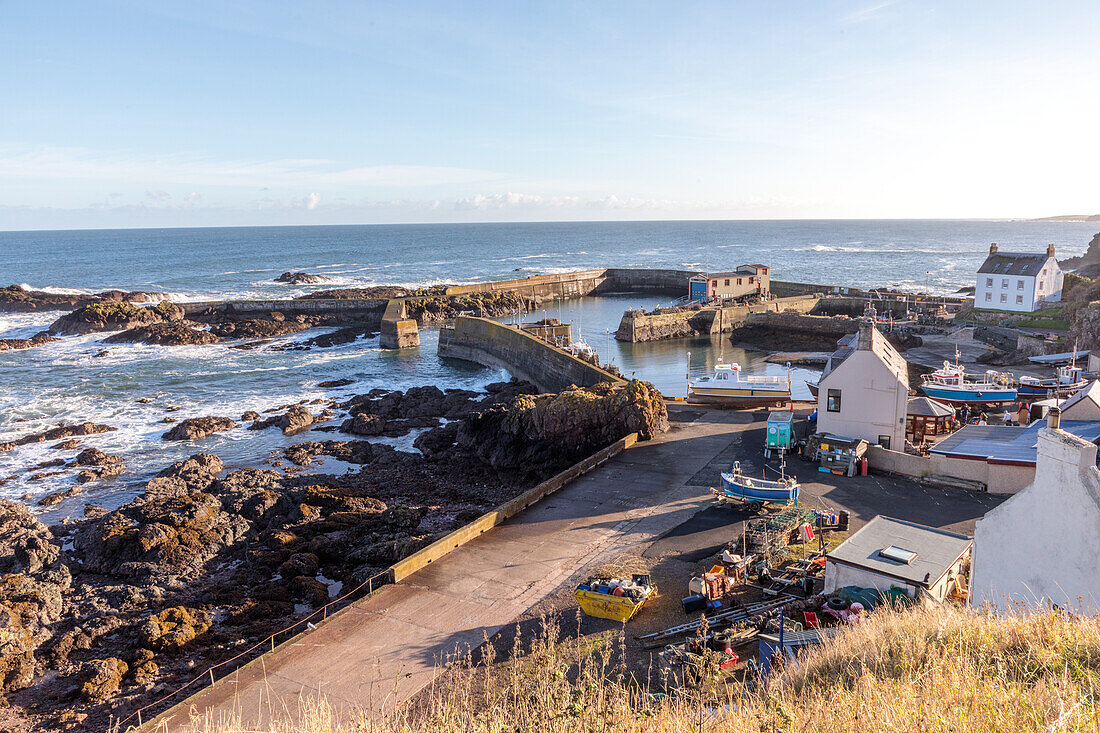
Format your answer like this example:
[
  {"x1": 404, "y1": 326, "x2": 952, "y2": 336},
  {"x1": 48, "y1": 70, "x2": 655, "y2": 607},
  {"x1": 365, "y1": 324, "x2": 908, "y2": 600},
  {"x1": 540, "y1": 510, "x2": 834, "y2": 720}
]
[{"x1": 112, "y1": 567, "x2": 393, "y2": 731}]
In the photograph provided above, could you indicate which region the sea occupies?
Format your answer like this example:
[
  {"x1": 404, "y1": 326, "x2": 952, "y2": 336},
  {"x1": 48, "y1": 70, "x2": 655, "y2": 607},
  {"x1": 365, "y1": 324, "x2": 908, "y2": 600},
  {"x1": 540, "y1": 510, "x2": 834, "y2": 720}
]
[{"x1": 1, "y1": 219, "x2": 1096, "y2": 515}]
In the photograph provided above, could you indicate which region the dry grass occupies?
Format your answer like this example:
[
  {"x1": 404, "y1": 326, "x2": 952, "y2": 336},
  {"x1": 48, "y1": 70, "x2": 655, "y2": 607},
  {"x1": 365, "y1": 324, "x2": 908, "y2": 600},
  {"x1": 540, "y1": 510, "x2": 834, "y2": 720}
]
[{"x1": 169, "y1": 605, "x2": 1100, "y2": 733}]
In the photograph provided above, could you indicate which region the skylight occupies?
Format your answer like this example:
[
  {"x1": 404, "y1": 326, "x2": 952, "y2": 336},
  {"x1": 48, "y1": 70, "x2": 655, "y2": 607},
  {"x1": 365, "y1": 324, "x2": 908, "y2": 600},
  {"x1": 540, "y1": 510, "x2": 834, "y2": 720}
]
[{"x1": 879, "y1": 546, "x2": 918, "y2": 564}]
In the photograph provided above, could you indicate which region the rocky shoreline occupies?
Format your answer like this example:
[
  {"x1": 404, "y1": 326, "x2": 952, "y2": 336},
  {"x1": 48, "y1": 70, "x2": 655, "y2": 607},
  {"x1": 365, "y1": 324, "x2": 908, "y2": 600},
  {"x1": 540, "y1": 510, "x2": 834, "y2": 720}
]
[{"x1": 0, "y1": 379, "x2": 667, "y2": 732}]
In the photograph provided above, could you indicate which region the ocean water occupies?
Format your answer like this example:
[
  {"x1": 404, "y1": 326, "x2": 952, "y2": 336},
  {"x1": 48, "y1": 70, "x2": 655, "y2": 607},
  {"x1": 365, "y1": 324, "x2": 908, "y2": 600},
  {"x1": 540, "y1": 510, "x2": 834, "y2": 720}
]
[{"x1": 1, "y1": 220, "x2": 1095, "y2": 514}]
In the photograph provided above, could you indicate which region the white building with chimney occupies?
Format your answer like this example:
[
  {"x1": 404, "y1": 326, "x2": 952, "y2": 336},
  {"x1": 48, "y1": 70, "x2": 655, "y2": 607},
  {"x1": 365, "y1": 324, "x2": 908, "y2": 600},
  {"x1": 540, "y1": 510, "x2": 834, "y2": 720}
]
[
  {"x1": 970, "y1": 412, "x2": 1100, "y2": 612},
  {"x1": 974, "y1": 242, "x2": 1063, "y2": 313},
  {"x1": 816, "y1": 305, "x2": 909, "y2": 450}
]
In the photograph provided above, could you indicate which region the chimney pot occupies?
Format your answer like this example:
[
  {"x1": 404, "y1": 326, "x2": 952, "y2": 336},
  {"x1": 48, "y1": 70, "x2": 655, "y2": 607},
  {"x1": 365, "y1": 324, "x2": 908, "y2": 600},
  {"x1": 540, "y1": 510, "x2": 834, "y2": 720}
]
[
  {"x1": 1047, "y1": 242, "x2": 1056, "y2": 258},
  {"x1": 1048, "y1": 405, "x2": 1062, "y2": 430},
  {"x1": 990, "y1": 242, "x2": 998, "y2": 254}
]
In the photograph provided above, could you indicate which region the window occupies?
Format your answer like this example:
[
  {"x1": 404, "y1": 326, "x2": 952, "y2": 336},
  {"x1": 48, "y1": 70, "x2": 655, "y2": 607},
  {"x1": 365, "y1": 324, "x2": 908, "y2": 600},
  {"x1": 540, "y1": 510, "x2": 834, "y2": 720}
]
[
  {"x1": 826, "y1": 389, "x2": 841, "y2": 412},
  {"x1": 879, "y1": 546, "x2": 918, "y2": 564},
  {"x1": 1001, "y1": 279, "x2": 1008, "y2": 288},
  {"x1": 1039, "y1": 281, "x2": 1044, "y2": 291},
  {"x1": 724, "y1": 279, "x2": 730, "y2": 286},
  {"x1": 985, "y1": 292, "x2": 991, "y2": 301},
  {"x1": 1016, "y1": 295, "x2": 1023, "y2": 304},
  {"x1": 878, "y1": 435, "x2": 891, "y2": 449},
  {"x1": 737, "y1": 278, "x2": 742, "y2": 285},
  {"x1": 711, "y1": 280, "x2": 717, "y2": 286},
  {"x1": 985, "y1": 278, "x2": 993, "y2": 287},
  {"x1": 1017, "y1": 279, "x2": 1024, "y2": 289},
  {"x1": 1000, "y1": 293, "x2": 1007, "y2": 303}
]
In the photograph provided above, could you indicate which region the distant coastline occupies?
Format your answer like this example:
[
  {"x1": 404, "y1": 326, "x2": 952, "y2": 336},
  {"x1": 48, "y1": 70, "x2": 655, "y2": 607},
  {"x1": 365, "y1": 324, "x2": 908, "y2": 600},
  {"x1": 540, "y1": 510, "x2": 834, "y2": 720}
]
[{"x1": 1027, "y1": 214, "x2": 1100, "y2": 222}]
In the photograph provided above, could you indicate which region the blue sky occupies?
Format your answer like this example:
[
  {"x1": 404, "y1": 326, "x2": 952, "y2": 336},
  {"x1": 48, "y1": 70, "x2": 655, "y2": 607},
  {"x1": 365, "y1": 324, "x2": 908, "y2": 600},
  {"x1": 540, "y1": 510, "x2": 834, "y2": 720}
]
[{"x1": 1, "y1": 1, "x2": 1097, "y2": 229}]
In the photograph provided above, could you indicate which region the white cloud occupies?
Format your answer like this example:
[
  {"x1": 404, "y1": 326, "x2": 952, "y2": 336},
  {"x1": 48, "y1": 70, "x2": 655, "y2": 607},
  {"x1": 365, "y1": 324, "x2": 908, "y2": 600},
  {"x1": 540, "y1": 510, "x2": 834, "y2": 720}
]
[
  {"x1": 0, "y1": 143, "x2": 507, "y2": 190},
  {"x1": 303, "y1": 192, "x2": 321, "y2": 210}
]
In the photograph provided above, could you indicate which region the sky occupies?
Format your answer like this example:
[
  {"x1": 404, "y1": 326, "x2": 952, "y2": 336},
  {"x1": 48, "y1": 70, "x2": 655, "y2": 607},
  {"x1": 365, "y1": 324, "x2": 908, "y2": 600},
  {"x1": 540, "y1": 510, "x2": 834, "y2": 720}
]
[{"x1": 1, "y1": 1, "x2": 1098, "y2": 230}]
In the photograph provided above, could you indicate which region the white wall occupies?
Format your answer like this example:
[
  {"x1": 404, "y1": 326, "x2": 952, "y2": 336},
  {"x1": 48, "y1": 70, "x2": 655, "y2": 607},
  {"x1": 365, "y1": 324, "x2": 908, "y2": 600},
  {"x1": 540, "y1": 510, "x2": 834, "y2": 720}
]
[
  {"x1": 970, "y1": 429, "x2": 1100, "y2": 612},
  {"x1": 974, "y1": 256, "x2": 1062, "y2": 312},
  {"x1": 818, "y1": 350, "x2": 907, "y2": 449}
]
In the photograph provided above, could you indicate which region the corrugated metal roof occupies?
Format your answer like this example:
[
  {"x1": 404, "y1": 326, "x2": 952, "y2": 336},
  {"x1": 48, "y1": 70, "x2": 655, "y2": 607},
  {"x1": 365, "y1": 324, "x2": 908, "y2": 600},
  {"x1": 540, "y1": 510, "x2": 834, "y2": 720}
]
[
  {"x1": 930, "y1": 420, "x2": 1100, "y2": 464},
  {"x1": 827, "y1": 516, "x2": 971, "y2": 587},
  {"x1": 977, "y1": 252, "x2": 1049, "y2": 277}
]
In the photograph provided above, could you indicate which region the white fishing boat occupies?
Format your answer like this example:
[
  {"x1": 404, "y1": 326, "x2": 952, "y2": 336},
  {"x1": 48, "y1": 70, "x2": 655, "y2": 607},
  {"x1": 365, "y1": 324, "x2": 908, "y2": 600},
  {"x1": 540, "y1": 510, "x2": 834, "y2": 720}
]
[
  {"x1": 1019, "y1": 343, "x2": 1088, "y2": 397},
  {"x1": 920, "y1": 351, "x2": 1016, "y2": 404},
  {"x1": 715, "y1": 461, "x2": 800, "y2": 505},
  {"x1": 688, "y1": 362, "x2": 792, "y2": 407}
]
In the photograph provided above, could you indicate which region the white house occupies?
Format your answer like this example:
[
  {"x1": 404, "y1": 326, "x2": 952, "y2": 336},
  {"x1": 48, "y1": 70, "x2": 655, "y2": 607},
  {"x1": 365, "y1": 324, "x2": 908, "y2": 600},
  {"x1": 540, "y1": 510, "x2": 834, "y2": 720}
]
[
  {"x1": 974, "y1": 242, "x2": 1063, "y2": 313},
  {"x1": 825, "y1": 515, "x2": 972, "y2": 602},
  {"x1": 816, "y1": 305, "x2": 909, "y2": 450},
  {"x1": 970, "y1": 417, "x2": 1100, "y2": 612}
]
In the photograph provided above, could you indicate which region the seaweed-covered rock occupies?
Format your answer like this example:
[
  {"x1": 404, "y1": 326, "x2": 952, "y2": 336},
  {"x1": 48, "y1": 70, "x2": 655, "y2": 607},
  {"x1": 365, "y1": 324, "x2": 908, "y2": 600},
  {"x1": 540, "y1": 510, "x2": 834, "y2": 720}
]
[
  {"x1": 457, "y1": 380, "x2": 668, "y2": 473},
  {"x1": 275, "y1": 272, "x2": 329, "y2": 285},
  {"x1": 208, "y1": 319, "x2": 311, "y2": 339},
  {"x1": 161, "y1": 416, "x2": 238, "y2": 441},
  {"x1": 156, "y1": 453, "x2": 224, "y2": 491},
  {"x1": 80, "y1": 657, "x2": 129, "y2": 702},
  {"x1": 49, "y1": 300, "x2": 185, "y2": 336},
  {"x1": 341, "y1": 413, "x2": 385, "y2": 436},
  {"x1": 138, "y1": 607, "x2": 211, "y2": 652}
]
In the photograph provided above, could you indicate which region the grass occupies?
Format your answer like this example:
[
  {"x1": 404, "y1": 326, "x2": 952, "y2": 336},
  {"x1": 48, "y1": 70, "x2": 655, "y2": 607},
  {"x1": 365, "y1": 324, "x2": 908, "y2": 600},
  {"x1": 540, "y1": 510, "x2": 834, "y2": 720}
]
[{"x1": 165, "y1": 604, "x2": 1100, "y2": 733}]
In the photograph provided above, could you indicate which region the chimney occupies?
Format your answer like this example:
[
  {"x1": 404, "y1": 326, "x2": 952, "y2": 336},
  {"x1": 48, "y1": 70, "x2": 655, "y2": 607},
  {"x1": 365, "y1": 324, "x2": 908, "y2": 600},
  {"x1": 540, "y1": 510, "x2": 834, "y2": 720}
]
[
  {"x1": 989, "y1": 242, "x2": 998, "y2": 254},
  {"x1": 858, "y1": 301, "x2": 877, "y2": 350},
  {"x1": 1047, "y1": 405, "x2": 1061, "y2": 431},
  {"x1": 1047, "y1": 242, "x2": 1056, "y2": 258}
]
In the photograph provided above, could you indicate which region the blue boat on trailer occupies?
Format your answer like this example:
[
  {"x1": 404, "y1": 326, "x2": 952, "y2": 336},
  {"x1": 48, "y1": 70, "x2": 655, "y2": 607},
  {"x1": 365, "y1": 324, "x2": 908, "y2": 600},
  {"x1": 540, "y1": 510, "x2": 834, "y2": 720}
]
[{"x1": 716, "y1": 461, "x2": 801, "y2": 505}]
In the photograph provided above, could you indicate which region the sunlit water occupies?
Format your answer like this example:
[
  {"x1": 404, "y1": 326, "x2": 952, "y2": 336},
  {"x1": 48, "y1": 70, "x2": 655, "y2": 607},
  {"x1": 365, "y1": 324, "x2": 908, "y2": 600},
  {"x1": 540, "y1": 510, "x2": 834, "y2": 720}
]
[{"x1": 1, "y1": 220, "x2": 1093, "y2": 514}]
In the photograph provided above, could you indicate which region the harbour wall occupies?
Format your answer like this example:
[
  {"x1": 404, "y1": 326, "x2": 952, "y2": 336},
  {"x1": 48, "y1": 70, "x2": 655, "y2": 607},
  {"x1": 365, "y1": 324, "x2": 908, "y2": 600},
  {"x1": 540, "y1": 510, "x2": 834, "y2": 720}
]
[
  {"x1": 181, "y1": 298, "x2": 390, "y2": 319},
  {"x1": 616, "y1": 294, "x2": 820, "y2": 342},
  {"x1": 867, "y1": 445, "x2": 1034, "y2": 495},
  {"x1": 443, "y1": 268, "x2": 698, "y2": 300},
  {"x1": 438, "y1": 316, "x2": 623, "y2": 393}
]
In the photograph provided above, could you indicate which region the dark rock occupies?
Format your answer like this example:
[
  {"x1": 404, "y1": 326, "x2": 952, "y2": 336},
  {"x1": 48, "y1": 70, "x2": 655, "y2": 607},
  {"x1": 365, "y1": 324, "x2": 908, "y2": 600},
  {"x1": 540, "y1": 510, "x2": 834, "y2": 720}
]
[
  {"x1": 161, "y1": 417, "x2": 238, "y2": 441},
  {"x1": 74, "y1": 448, "x2": 123, "y2": 467},
  {"x1": 279, "y1": 552, "x2": 320, "y2": 578},
  {"x1": 341, "y1": 413, "x2": 385, "y2": 436},
  {"x1": 275, "y1": 272, "x2": 330, "y2": 285},
  {"x1": 50, "y1": 439, "x2": 83, "y2": 451},
  {"x1": 39, "y1": 486, "x2": 83, "y2": 507},
  {"x1": 209, "y1": 469, "x2": 289, "y2": 524},
  {"x1": 317, "y1": 378, "x2": 354, "y2": 388},
  {"x1": 76, "y1": 462, "x2": 125, "y2": 483},
  {"x1": 49, "y1": 300, "x2": 185, "y2": 336},
  {"x1": 413, "y1": 422, "x2": 459, "y2": 457},
  {"x1": 284, "y1": 440, "x2": 374, "y2": 466},
  {"x1": 296, "y1": 286, "x2": 412, "y2": 300},
  {"x1": 241, "y1": 411, "x2": 261, "y2": 422},
  {"x1": 0, "y1": 331, "x2": 59, "y2": 351},
  {"x1": 289, "y1": 576, "x2": 329, "y2": 606},
  {"x1": 104, "y1": 322, "x2": 220, "y2": 346},
  {"x1": 0, "y1": 422, "x2": 116, "y2": 454},
  {"x1": 208, "y1": 319, "x2": 311, "y2": 339},
  {"x1": 251, "y1": 405, "x2": 316, "y2": 435},
  {"x1": 381, "y1": 504, "x2": 424, "y2": 530}
]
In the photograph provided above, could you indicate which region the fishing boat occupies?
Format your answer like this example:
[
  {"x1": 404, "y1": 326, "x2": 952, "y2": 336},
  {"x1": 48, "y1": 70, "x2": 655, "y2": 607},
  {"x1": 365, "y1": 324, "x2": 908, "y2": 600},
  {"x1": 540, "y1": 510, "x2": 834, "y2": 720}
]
[
  {"x1": 689, "y1": 362, "x2": 792, "y2": 407},
  {"x1": 805, "y1": 380, "x2": 819, "y2": 399},
  {"x1": 574, "y1": 574, "x2": 656, "y2": 622},
  {"x1": 920, "y1": 352, "x2": 1016, "y2": 404},
  {"x1": 715, "y1": 461, "x2": 800, "y2": 505},
  {"x1": 1018, "y1": 364, "x2": 1088, "y2": 397}
]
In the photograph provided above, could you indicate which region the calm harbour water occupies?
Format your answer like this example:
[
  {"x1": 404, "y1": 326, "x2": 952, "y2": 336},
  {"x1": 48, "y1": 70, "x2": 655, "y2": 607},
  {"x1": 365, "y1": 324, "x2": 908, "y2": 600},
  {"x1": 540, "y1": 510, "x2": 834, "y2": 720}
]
[{"x1": 1, "y1": 220, "x2": 1095, "y2": 513}]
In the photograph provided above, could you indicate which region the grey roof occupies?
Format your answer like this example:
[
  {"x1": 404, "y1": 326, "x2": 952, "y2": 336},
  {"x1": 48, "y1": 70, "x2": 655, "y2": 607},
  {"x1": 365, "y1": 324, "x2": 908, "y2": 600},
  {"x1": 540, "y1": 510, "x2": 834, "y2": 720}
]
[
  {"x1": 1058, "y1": 380, "x2": 1100, "y2": 416},
  {"x1": 977, "y1": 252, "x2": 1049, "y2": 277},
  {"x1": 827, "y1": 515, "x2": 972, "y2": 588},
  {"x1": 907, "y1": 396, "x2": 955, "y2": 418},
  {"x1": 930, "y1": 420, "x2": 1100, "y2": 465}
]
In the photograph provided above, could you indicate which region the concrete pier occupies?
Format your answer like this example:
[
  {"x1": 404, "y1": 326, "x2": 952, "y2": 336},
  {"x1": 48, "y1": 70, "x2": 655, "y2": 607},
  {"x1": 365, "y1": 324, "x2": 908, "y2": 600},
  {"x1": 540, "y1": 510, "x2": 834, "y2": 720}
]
[
  {"x1": 616, "y1": 294, "x2": 820, "y2": 342},
  {"x1": 439, "y1": 316, "x2": 620, "y2": 392}
]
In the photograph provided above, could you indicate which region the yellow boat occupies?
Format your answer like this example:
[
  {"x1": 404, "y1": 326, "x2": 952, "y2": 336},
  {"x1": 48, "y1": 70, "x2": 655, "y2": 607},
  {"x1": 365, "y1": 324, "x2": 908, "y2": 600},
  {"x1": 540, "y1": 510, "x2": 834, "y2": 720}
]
[{"x1": 574, "y1": 575, "x2": 656, "y2": 623}]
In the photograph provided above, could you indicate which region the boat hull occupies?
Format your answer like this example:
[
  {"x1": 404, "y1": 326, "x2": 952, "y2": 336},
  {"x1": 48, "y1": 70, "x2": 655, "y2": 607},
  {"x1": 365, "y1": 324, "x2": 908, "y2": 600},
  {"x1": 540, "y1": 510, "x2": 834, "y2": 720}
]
[
  {"x1": 718, "y1": 473, "x2": 801, "y2": 503},
  {"x1": 806, "y1": 380, "x2": 819, "y2": 399},
  {"x1": 689, "y1": 386, "x2": 791, "y2": 407},
  {"x1": 920, "y1": 385, "x2": 1017, "y2": 404}
]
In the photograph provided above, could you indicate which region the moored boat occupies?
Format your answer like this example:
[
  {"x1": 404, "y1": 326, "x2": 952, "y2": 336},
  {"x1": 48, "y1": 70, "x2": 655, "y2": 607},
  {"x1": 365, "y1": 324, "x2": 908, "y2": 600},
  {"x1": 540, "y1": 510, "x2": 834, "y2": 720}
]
[
  {"x1": 1019, "y1": 348, "x2": 1088, "y2": 397},
  {"x1": 689, "y1": 362, "x2": 792, "y2": 407}
]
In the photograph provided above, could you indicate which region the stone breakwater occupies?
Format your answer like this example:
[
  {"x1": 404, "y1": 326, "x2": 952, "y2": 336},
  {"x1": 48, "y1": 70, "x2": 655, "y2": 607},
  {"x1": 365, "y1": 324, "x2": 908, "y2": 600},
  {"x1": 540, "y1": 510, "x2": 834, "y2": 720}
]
[{"x1": 0, "y1": 379, "x2": 667, "y2": 733}]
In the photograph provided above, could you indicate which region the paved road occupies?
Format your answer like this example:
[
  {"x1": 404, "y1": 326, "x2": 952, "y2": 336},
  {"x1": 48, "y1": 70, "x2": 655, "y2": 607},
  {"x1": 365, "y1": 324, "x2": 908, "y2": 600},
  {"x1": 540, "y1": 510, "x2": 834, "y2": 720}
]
[
  {"x1": 147, "y1": 404, "x2": 748, "y2": 731},
  {"x1": 146, "y1": 406, "x2": 1002, "y2": 731}
]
